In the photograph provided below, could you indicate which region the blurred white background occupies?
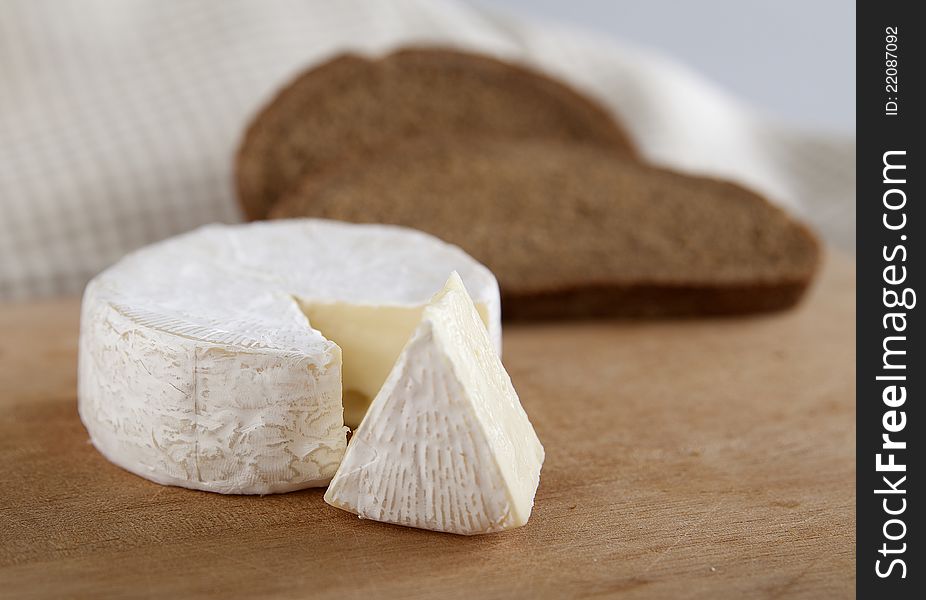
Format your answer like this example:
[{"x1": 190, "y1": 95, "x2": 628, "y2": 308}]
[{"x1": 482, "y1": 0, "x2": 856, "y2": 134}]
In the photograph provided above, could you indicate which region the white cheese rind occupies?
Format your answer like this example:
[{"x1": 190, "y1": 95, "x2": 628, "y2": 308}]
[
  {"x1": 78, "y1": 220, "x2": 501, "y2": 495},
  {"x1": 324, "y1": 273, "x2": 544, "y2": 534}
]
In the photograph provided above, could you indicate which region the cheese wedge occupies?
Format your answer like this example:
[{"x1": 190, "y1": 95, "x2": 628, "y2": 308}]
[
  {"x1": 324, "y1": 273, "x2": 544, "y2": 534},
  {"x1": 78, "y1": 220, "x2": 500, "y2": 494}
]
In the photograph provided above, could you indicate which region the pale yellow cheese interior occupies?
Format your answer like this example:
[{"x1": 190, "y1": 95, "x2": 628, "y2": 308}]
[{"x1": 297, "y1": 300, "x2": 491, "y2": 428}]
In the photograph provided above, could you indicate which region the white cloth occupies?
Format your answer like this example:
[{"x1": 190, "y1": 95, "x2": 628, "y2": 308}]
[{"x1": 0, "y1": 0, "x2": 855, "y2": 302}]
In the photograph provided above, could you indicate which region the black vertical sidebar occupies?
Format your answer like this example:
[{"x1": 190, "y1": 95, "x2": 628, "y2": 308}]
[{"x1": 857, "y1": 1, "x2": 923, "y2": 597}]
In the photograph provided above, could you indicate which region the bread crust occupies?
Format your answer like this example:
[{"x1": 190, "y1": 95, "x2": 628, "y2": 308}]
[{"x1": 500, "y1": 276, "x2": 818, "y2": 320}]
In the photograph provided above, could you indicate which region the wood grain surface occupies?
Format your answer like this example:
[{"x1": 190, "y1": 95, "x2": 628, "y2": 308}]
[{"x1": 0, "y1": 253, "x2": 855, "y2": 599}]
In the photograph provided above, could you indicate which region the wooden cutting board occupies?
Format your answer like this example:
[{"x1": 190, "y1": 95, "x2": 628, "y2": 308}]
[{"x1": 0, "y1": 253, "x2": 855, "y2": 599}]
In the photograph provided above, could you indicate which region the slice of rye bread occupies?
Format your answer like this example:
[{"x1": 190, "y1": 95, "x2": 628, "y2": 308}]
[
  {"x1": 236, "y1": 47, "x2": 639, "y2": 220},
  {"x1": 269, "y1": 137, "x2": 820, "y2": 319}
]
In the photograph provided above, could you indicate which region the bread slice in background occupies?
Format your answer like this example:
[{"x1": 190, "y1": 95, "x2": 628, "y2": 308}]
[
  {"x1": 236, "y1": 47, "x2": 639, "y2": 220},
  {"x1": 270, "y1": 137, "x2": 820, "y2": 319}
]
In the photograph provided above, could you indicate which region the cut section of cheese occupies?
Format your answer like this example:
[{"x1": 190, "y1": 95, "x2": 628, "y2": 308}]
[
  {"x1": 324, "y1": 273, "x2": 544, "y2": 534},
  {"x1": 78, "y1": 220, "x2": 500, "y2": 494},
  {"x1": 296, "y1": 299, "x2": 494, "y2": 428}
]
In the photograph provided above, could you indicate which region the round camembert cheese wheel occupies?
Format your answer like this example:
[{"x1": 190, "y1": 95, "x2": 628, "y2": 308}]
[{"x1": 78, "y1": 219, "x2": 501, "y2": 494}]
